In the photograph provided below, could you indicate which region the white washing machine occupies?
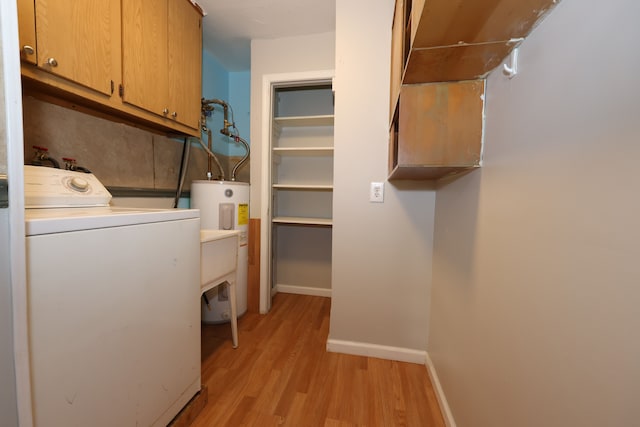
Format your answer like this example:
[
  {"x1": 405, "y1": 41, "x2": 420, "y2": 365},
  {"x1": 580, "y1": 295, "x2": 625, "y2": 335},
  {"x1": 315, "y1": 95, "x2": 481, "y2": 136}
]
[{"x1": 24, "y1": 166, "x2": 201, "y2": 427}]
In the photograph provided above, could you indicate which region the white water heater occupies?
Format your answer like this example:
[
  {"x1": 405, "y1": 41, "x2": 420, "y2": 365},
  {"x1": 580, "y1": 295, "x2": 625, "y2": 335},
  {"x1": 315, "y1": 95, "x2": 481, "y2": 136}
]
[{"x1": 191, "y1": 180, "x2": 249, "y2": 323}]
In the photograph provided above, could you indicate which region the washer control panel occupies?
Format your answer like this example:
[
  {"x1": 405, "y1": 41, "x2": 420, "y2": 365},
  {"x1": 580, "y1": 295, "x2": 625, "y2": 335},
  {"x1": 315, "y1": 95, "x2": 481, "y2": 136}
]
[{"x1": 24, "y1": 165, "x2": 112, "y2": 208}]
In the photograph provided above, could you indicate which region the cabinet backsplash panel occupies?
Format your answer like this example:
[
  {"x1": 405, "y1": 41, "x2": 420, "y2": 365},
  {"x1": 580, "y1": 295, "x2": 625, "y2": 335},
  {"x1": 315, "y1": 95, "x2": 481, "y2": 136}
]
[
  {"x1": 23, "y1": 97, "x2": 153, "y2": 188},
  {"x1": 22, "y1": 98, "x2": 249, "y2": 192}
]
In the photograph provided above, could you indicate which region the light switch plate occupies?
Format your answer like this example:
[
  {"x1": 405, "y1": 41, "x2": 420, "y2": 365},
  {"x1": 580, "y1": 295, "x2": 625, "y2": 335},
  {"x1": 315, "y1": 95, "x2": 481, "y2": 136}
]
[{"x1": 369, "y1": 182, "x2": 384, "y2": 203}]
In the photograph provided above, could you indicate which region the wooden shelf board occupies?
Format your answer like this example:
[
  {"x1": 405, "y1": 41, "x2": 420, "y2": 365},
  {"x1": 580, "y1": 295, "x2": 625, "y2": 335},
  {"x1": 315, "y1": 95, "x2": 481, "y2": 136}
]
[
  {"x1": 403, "y1": 41, "x2": 517, "y2": 84},
  {"x1": 273, "y1": 147, "x2": 334, "y2": 156},
  {"x1": 273, "y1": 115, "x2": 334, "y2": 127},
  {"x1": 411, "y1": 0, "x2": 558, "y2": 48},
  {"x1": 388, "y1": 164, "x2": 480, "y2": 181},
  {"x1": 272, "y1": 217, "x2": 333, "y2": 226},
  {"x1": 272, "y1": 184, "x2": 333, "y2": 190}
]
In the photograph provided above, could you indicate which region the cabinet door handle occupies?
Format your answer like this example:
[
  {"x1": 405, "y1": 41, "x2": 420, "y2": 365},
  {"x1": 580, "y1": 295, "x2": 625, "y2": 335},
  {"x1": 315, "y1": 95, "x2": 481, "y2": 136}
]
[
  {"x1": 171, "y1": 111, "x2": 178, "y2": 118},
  {"x1": 22, "y1": 45, "x2": 35, "y2": 55},
  {"x1": 162, "y1": 108, "x2": 169, "y2": 115},
  {"x1": 46, "y1": 57, "x2": 58, "y2": 67}
]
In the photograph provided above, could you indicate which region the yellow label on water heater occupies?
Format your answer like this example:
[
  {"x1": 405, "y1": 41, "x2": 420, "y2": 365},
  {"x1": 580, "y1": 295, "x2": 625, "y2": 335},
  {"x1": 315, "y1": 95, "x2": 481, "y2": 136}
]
[{"x1": 238, "y1": 203, "x2": 249, "y2": 226}]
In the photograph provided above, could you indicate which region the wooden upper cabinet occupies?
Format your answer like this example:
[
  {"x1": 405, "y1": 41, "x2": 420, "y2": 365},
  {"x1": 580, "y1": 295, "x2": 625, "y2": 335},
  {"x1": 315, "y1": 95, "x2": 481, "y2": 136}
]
[
  {"x1": 122, "y1": 0, "x2": 202, "y2": 129},
  {"x1": 412, "y1": 0, "x2": 558, "y2": 48},
  {"x1": 387, "y1": 0, "x2": 560, "y2": 180},
  {"x1": 399, "y1": 0, "x2": 559, "y2": 84},
  {"x1": 17, "y1": 0, "x2": 37, "y2": 64},
  {"x1": 409, "y1": 0, "x2": 425, "y2": 46},
  {"x1": 18, "y1": 0, "x2": 201, "y2": 136},
  {"x1": 388, "y1": 80, "x2": 485, "y2": 180},
  {"x1": 389, "y1": 0, "x2": 404, "y2": 119},
  {"x1": 167, "y1": 0, "x2": 202, "y2": 130},
  {"x1": 33, "y1": 0, "x2": 116, "y2": 96},
  {"x1": 121, "y1": 0, "x2": 169, "y2": 118}
]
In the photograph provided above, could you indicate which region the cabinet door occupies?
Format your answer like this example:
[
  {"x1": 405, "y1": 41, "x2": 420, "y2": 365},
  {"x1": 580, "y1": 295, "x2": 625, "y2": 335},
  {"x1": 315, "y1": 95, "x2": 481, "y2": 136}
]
[
  {"x1": 34, "y1": 0, "x2": 114, "y2": 95},
  {"x1": 389, "y1": 0, "x2": 404, "y2": 119},
  {"x1": 411, "y1": 0, "x2": 426, "y2": 45},
  {"x1": 121, "y1": 0, "x2": 169, "y2": 117},
  {"x1": 389, "y1": 80, "x2": 484, "y2": 180},
  {"x1": 17, "y1": 0, "x2": 37, "y2": 64},
  {"x1": 399, "y1": 81, "x2": 483, "y2": 166},
  {"x1": 167, "y1": 0, "x2": 202, "y2": 129}
]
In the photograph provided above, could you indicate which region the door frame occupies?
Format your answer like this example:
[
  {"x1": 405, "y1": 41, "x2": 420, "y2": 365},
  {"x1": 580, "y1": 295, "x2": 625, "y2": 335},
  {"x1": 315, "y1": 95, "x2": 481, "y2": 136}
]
[
  {"x1": 259, "y1": 69, "x2": 334, "y2": 313},
  {"x1": 1, "y1": 0, "x2": 32, "y2": 424}
]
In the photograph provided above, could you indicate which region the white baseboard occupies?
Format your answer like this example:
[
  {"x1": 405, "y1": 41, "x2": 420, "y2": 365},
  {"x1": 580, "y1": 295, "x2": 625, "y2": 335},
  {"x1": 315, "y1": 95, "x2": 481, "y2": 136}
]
[
  {"x1": 326, "y1": 339, "x2": 427, "y2": 364},
  {"x1": 276, "y1": 284, "x2": 332, "y2": 298},
  {"x1": 425, "y1": 353, "x2": 456, "y2": 427}
]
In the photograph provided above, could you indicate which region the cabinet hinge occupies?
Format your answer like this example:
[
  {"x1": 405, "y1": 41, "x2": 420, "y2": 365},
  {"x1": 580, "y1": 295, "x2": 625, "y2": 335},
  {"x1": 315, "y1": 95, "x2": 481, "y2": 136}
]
[
  {"x1": 110, "y1": 80, "x2": 114, "y2": 95},
  {"x1": 119, "y1": 84, "x2": 124, "y2": 97}
]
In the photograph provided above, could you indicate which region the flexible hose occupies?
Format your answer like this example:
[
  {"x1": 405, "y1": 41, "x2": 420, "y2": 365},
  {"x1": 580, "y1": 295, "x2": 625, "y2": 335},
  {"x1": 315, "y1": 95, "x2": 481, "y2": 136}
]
[
  {"x1": 173, "y1": 137, "x2": 191, "y2": 208},
  {"x1": 231, "y1": 135, "x2": 250, "y2": 181},
  {"x1": 196, "y1": 132, "x2": 225, "y2": 180}
]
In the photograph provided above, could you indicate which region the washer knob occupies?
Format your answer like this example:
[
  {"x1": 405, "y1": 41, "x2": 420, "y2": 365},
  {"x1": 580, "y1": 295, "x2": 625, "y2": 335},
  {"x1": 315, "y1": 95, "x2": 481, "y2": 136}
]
[{"x1": 69, "y1": 177, "x2": 89, "y2": 192}]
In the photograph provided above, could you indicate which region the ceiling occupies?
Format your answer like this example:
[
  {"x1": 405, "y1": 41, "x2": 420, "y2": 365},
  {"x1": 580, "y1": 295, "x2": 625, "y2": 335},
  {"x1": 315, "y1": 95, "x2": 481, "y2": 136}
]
[{"x1": 197, "y1": 0, "x2": 336, "y2": 71}]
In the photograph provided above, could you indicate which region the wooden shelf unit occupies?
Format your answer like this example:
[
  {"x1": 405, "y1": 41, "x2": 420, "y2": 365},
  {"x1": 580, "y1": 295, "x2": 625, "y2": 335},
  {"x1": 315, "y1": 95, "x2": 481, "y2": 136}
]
[
  {"x1": 395, "y1": 0, "x2": 559, "y2": 90},
  {"x1": 388, "y1": 0, "x2": 556, "y2": 180},
  {"x1": 269, "y1": 82, "x2": 334, "y2": 296}
]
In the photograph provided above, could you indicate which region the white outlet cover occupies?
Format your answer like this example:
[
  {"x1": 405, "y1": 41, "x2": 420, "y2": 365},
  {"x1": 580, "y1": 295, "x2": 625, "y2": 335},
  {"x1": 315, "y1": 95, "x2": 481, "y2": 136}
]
[{"x1": 370, "y1": 182, "x2": 384, "y2": 203}]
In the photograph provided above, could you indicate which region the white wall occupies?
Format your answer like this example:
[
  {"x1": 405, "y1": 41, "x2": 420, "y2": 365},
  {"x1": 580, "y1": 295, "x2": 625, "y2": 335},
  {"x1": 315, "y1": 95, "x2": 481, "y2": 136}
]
[
  {"x1": 329, "y1": 0, "x2": 435, "y2": 355},
  {"x1": 250, "y1": 32, "x2": 335, "y2": 312},
  {"x1": 0, "y1": 16, "x2": 18, "y2": 427},
  {"x1": 0, "y1": 65, "x2": 13, "y2": 427},
  {"x1": 0, "y1": 210, "x2": 18, "y2": 427},
  {"x1": 0, "y1": 0, "x2": 24, "y2": 424},
  {"x1": 249, "y1": 32, "x2": 335, "y2": 216},
  {"x1": 429, "y1": 0, "x2": 640, "y2": 425}
]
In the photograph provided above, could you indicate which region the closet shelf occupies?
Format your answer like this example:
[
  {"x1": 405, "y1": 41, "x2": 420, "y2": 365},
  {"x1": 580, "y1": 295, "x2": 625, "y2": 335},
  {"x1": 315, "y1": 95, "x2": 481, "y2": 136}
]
[
  {"x1": 273, "y1": 114, "x2": 334, "y2": 128},
  {"x1": 272, "y1": 184, "x2": 333, "y2": 190},
  {"x1": 272, "y1": 216, "x2": 333, "y2": 226},
  {"x1": 269, "y1": 80, "x2": 335, "y2": 295},
  {"x1": 272, "y1": 147, "x2": 334, "y2": 156}
]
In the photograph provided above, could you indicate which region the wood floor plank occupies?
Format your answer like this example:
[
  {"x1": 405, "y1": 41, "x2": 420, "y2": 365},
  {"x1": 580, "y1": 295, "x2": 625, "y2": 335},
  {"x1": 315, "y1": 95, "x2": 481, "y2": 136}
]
[
  {"x1": 367, "y1": 358, "x2": 400, "y2": 425},
  {"x1": 241, "y1": 409, "x2": 285, "y2": 426},
  {"x1": 225, "y1": 395, "x2": 256, "y2": 426},
  {"x1": 298, "y1": 346, "x2": 339, "y2": 425},
  {"x1": 191, "y1": 293, "x2": 445, "y2": 426},
  {"x1": 281, "y1": 391, "x2": 307, "y2": 426}
]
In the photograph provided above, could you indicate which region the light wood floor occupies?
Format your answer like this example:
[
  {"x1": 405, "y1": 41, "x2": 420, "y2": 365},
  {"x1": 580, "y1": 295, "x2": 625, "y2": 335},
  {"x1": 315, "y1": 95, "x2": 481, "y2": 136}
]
[{"x1": 191, "y1": 293, "x2": 445, "y2": 426}]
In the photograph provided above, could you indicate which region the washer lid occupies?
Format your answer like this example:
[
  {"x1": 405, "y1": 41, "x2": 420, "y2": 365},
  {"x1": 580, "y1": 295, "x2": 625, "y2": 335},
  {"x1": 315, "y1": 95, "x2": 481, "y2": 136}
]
[{"x1": 25, "y1": 207, "x2": 199, "y2": 236}]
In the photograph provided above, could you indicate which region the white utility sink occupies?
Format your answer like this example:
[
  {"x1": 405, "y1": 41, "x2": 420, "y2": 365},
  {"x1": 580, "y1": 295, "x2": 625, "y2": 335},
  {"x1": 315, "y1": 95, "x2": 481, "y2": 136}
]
[
  {"x1": 200, "y1": 229, "x2": 240, "y2": 348},
  {"x1": 200, "y1": 229, "x2": 240, "y2": 293}
]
